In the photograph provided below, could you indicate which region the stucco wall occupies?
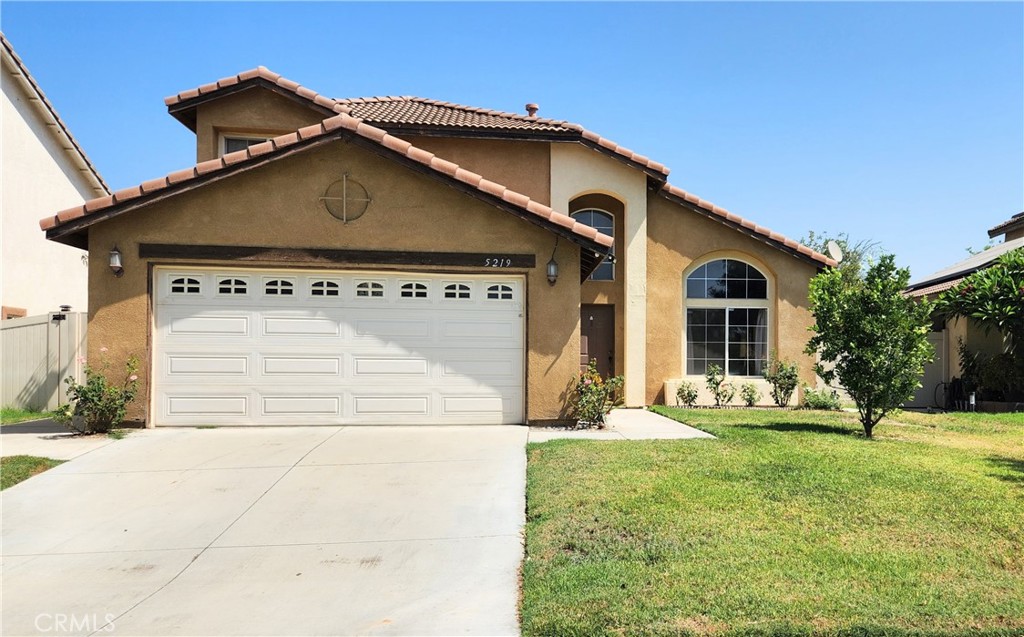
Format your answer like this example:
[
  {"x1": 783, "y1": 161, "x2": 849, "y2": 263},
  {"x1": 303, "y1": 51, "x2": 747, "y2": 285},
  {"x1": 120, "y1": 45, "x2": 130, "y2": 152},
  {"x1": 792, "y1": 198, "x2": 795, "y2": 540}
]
[
  {"x1": 646, "y1": 196, "x2": 820, "y2": 405},
  {"x1": 550, "y1": 143, "x2": 648, "y2": 406},
  {"x1": 85, "y1": 138, "x2": 581, "y2": 424},
  {"x1": 2, "y1": 60, "x2": 96, "y2": 316},
  {"x1": 194, "y1": 88, "x2": 325, "y2": 162},
  {"x1": 404, "y1": 136, "x2": 551, "y2": 206}
]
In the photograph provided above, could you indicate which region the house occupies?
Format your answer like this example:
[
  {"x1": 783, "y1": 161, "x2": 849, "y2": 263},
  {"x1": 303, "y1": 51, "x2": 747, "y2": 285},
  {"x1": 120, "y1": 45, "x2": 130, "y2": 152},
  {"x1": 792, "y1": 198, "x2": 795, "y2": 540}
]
[
  {"x1": 39, "y1": 67, "x2": 834, "y2": 426},
  {"x1": 1, "y1": 33, "x2": 108, "y2": 319},
  {"x1": 904, "y1": 212, "x2": 1024, "y2": 409}
]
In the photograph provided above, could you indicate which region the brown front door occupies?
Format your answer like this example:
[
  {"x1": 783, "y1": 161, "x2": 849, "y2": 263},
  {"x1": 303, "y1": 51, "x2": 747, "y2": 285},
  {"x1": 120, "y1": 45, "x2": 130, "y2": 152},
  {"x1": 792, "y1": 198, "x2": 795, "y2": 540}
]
[{"x1": 581, "y1": 304, "x2": 614, "y2": 377}]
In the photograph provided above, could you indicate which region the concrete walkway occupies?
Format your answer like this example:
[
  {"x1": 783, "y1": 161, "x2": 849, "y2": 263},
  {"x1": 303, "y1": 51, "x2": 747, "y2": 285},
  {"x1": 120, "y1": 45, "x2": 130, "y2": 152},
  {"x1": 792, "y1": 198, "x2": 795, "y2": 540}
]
[
  {"x1": 528, "y1": 407, "x2": 715, "y2": 442},
  {"x1": 0, "y1": 419, "x2": 117, "y2": 460}
]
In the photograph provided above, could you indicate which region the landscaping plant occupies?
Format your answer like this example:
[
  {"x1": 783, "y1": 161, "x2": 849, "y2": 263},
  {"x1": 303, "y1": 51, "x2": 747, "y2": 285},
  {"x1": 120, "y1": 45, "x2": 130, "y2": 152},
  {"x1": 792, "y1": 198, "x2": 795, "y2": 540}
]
[
  {"x1": 675, "y1": 380, "x2": 699, "y2": 408},
  {"x1": 806, "y1": 255, "x2": 934, "y2": 437},
  {"x1": 740, "y1": 382, "x2": 761, "y2": 407},
  {"x1": 940, "y1": 247, "x2": 1024, "y2": 353},
  {"x1": 53, "y1": 348, "x2": 140, "y2": 434},
  {"x1": 802, "y1": 386, "x2": 841, "y2": 410},
  {"x1": 762, "y1": 351, "x2": 800, "y2": 407},
  {"x1": 704, "y1": 364, "x2": 735, "y2": 407},
  {"x1": 573, "y1": 360, "x2": 623, "y2": 428}
]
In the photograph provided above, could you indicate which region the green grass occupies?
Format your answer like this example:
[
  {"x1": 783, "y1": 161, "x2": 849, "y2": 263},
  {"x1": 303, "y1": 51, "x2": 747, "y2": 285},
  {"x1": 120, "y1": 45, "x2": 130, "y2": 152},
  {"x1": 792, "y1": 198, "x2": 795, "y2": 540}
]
[
  {"x1": 1, "y1": 455, "x2": 64, "y2": 489},
  {"x1": 0, "y1": 406, "x2": 50, "y2": 425},
  {"x1": 522, "y1": 408, "x2": 1024, "y2": 636},
  {"x1": 107, "y1": 429, "x2": 129, "y2": 439}
]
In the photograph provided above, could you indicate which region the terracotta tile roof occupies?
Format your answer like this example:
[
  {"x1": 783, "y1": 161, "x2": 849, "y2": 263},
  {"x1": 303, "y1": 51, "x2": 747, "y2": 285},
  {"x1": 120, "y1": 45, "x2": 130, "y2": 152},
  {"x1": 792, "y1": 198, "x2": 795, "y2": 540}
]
[
  {"x1": 906, "y1": 277, "x2": 963, "y2": 298},
  {"x1": 1, "y1": 32, "x2": 108, "y2": 196},
  {"x1": 40, "y1": 113, "x2": 613, "y2": 252},
  {"x1": 164, "y1": 66, "x2": 352, "y2": 116},
  {"x1": 336, "y1": 96, "x2": 573, "y2": 132},
  {"x1": 659, "y1": 183, "x2": 837, "y2": 268},
  {"x1": 164, "y1": 68, "x2": 670, "y2": 177},
  {"x1": 988, "y1": 211, "x2": 1024, "y2": 239}
]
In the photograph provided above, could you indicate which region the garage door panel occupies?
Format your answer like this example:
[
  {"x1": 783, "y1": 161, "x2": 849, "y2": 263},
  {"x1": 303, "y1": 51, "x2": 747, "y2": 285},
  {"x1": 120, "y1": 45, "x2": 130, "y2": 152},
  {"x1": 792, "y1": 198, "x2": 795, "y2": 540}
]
[
  {"x1": 154, "y1": 268, "x2": 524, "y2": 425},
  {"x1": 262, "y1": 356, "x2": 342, "y2": 376}
]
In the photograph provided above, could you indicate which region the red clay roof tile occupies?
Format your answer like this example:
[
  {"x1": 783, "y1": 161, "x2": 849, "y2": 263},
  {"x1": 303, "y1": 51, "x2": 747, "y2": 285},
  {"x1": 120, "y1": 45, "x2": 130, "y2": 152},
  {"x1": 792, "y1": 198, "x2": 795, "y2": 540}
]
[
  {"x1": 140, "y1": 177, "x2": 169, "y2": 193},
  {"x1": 167, "y1": 168, "x2": 196, "y2": 184}
]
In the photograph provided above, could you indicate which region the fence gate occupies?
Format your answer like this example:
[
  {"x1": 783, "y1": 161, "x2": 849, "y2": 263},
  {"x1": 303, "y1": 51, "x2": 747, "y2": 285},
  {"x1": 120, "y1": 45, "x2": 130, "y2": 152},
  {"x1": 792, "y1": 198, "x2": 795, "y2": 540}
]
[{"x1": 0, "y1": 312, "x2": 86, "y2": 411}]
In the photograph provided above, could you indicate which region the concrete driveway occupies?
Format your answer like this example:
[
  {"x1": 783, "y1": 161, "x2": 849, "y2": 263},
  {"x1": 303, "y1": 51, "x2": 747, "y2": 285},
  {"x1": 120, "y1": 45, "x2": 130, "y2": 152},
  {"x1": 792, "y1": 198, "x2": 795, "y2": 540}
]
[{"x1": 1, "y1": 426, "x2": 527, "y2": 636}]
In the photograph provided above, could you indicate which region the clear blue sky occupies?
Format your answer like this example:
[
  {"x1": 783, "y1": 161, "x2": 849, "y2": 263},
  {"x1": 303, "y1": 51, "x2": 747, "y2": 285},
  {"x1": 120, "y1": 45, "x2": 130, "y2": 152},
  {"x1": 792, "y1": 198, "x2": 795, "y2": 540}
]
[{"x1": 4, "y1": 1, "x2": 1022, "y2": 281}]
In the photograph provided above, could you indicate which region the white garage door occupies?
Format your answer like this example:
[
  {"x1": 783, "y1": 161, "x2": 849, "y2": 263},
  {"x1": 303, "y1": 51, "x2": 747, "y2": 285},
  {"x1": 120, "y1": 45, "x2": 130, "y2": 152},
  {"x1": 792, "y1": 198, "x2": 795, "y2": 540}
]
[{"x1": 152, "y1": 267, "x2": 525, "y2": 425}]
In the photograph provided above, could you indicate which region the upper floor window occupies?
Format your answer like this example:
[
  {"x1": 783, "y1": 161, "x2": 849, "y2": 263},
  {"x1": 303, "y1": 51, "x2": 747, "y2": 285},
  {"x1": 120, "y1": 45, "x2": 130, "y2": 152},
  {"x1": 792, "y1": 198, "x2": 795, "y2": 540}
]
[
  {"x1": 221, "y1": 135, "x2": 270, "y2": 156},
  {"x1": 571, "y1": 209, "x2": 614, "y2": 281}
]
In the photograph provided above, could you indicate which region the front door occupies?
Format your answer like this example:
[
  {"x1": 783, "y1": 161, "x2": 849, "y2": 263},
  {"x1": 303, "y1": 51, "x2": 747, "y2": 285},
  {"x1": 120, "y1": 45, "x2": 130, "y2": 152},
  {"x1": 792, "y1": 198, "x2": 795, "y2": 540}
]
[{"x1": 581, "y1": 304, "x2": 614, "y2": 377}]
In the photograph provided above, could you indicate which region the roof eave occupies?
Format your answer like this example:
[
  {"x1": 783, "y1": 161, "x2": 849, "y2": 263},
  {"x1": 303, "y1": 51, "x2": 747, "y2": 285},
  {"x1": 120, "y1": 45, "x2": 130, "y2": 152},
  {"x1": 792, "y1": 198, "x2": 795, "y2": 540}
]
[{"x1": 167, "y1": 77, "x2": 338, "y2": 132}]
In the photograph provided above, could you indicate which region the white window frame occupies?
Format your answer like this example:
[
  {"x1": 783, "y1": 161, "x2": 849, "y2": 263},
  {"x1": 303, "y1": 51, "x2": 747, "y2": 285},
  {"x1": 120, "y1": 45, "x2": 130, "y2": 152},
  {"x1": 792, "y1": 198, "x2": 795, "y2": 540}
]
[{"x1": 683, "y1": 258, "x2": 772, "y2": 378}]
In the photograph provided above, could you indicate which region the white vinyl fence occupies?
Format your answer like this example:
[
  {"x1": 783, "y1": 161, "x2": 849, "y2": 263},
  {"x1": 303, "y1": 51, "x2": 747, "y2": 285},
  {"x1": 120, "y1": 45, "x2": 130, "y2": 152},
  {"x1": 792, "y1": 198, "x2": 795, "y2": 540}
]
[{"x1": 1, "y1": 311, "x2": 86, "y2": 411}]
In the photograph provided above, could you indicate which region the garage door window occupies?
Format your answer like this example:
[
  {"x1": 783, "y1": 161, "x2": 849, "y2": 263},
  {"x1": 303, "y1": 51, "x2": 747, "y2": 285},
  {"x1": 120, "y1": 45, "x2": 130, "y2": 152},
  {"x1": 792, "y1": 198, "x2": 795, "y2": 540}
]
[
  {"x1": 265, "y1": 280, "x2": 294, "y2": 296},
  {"x1": 487, "y1": 284, "x2": 513, "y2": 300},
  {"x1": 310, "y1": 280, "x2": 340, "y2": 296},
  {"x1": 356, "y1": 281, "x2": 385, "y2": 298},
  {"x1": 400, "y1": 282, "x2": 428, "y2": 299},
  {"x1": 444, "y1": 283, "x2": 471, "y2": 299},
  {"x1": 218, "y1": 278, "x2": 248, "y2": 295},
  {"x1": 171, "y1": 277, "x2": 201, "y2": 294}
]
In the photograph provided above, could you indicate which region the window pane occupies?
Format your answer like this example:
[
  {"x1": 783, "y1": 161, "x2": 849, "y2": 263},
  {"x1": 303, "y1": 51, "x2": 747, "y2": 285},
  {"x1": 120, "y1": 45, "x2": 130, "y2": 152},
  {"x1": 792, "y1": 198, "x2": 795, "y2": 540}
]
[
  {"x1": 592, "y1": 261, "x2": 613, "y2": 281},
  {"x1": 690, "y1": 264, "x2": 707, "y2": 279},
  {"x1": 727, "y1": 279, "x2": 746, "y2": 298},
  {"x1": 729, "y1": 308, "x2": 748, "y2": 325},
  {"x1": 705, "y1": 259, "x2": 726, "y2": 279},
  {"x1": 727, "y1": 259, "x2": 748, "y2": 278},
  {"x1": 706, "y1": 342, "x2": 725, "y2": 359},
  {"x1": 707, "y1": 279, "x2": 727, "y2": 298},
  {"x1": 729, "y1": 360, "x2": 747, "y2": 376},
  {"x1": 688, "y1": 324, "x2": 705, "y2": 341},
  {"x1": 687, "y1": 359, "x2": 705, "y2": 375},
  {"x1": 707, "y1": 309, "x2": 726, "y2": 325},
  {"x1": 686, "y1": 280, "x2": 705, "y2": 299},
  {"x1": 687, "y1": 309, "x2": 706, "y2": 325}
]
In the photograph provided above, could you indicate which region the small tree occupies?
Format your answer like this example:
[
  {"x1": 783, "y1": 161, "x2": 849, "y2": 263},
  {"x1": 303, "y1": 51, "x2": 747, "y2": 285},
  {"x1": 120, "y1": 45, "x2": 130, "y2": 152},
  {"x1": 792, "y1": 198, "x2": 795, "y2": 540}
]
[
  {"x1": 762, "y1": 352, "x2": 800, "y2": 407},
  {"x1": 704, "y1": 364, "x2": 736, "y2": 407},
  {"x1": 939, "y1": 248, "x2": 1024, "y2": 354},
  {"x1": 806, "y1": 255, "x2": 934, "y2": 438}
]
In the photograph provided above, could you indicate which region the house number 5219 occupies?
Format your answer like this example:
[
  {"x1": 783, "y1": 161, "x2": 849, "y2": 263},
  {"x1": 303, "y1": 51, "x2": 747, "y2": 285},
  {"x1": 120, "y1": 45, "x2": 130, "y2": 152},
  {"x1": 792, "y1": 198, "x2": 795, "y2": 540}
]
[{"x1": 484, "y1": 257, "x2": 513, "y2": 267}]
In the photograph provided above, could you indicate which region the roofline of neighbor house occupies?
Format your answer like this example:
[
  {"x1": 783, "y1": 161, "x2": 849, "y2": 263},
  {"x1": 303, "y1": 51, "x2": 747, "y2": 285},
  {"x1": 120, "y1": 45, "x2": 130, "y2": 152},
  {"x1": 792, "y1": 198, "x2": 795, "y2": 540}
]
[{"x1": 1, "y1": 32, "x2": 109, "y2": 197}]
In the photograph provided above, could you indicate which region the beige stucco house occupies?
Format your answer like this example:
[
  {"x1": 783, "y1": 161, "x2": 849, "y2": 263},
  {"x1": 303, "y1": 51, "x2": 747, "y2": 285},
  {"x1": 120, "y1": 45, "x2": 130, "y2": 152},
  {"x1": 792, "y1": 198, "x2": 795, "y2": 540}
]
[
  {"x1": 1, "y1": 33, "x2": 108, "y2": 319},
  {"x1": 40, "y1": 67, "x2": 834, "y2": 426},
  {"x1": 905, "y1": 213, "x2": 1023, "y2": 409}
]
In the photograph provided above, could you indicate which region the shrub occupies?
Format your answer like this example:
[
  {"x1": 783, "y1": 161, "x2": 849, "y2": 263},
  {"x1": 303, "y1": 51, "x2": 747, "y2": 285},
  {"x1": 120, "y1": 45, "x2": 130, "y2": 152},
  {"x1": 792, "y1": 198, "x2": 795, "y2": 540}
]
[
  {"x1": 740, "y1": 383, "x2": 761, "y2": 407},
  {"x1": 675, "y1": 381, "x2": 699, "y2": 407},
  {"x1": 53, "y1": 349, "x2": 140, "y2": 434},
  {"x1": 802, "y1": 387, "x2": 841, "y2": 411},
  {"x1": 574, "y1": 360, "x2": 624, "y2": 428},
  {"x1": 762, "y1": 352, "x2": 800, "y2": 407},
  {"x1": 705, "y1": 364, "x2": 735, "y2": 407}
]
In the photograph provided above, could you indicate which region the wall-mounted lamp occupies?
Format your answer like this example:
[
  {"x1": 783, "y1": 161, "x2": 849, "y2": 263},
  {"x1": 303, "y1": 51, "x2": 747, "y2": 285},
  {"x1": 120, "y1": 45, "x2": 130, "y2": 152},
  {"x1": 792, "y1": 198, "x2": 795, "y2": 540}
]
[
  {"x1": 546, "y1": 237, "x2": 559, "y2": 286},
  {"x1": 109, "y1": 247, "x2": 124, "y2": 277}
]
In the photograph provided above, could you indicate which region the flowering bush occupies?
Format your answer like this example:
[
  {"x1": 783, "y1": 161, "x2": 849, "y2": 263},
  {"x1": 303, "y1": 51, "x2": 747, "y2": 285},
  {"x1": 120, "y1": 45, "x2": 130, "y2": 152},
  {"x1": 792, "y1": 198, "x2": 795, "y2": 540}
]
[
  {"x1": 740, "y1": 382, "x2": 761, "y2": 407},
  {"x1": 53, "y1": 348, "x2": 140, "y2": 434},
  {"x1": 675, "y1": 380, "x2": 699, "y2": 407},
  {"x1": 573, "y1": 360, "x2": 624, "y2": 428}
]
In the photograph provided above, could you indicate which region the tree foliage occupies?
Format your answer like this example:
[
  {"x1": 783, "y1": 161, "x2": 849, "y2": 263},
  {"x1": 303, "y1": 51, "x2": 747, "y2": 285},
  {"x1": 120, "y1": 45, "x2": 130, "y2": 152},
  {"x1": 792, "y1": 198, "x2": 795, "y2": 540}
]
[
  {"x1": 806, "y1": 255, "x2": 934, "y2": 437},
  {"x1": 801, "y1": 230, "x2": 881, "y2": 288},
  {"x1": 939, "y1": 248, "x2": 1024, "y2": 354}
]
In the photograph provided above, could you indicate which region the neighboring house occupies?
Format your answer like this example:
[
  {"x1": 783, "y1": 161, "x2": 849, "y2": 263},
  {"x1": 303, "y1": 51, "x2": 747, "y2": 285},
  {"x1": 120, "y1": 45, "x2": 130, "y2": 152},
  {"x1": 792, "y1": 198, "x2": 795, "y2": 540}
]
[
  {"x1": 40, "y1": 67, "x2": 834, "y2": 426},
  {"x1": 904, "y1": 213, "x2": 1024, "y2": 409},
  {"x1": 1, "y1": 33, "x2": 108, "y2": 318}
]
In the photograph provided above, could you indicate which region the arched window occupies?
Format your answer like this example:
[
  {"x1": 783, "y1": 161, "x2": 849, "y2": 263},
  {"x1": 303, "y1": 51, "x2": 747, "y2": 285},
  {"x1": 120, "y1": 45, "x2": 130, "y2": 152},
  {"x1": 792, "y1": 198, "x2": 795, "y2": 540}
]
[
  {"x1": 571, "y1": 209, "x2": 614, "y2": 281},
  {"x1": 685, "y1": 258, "x2": 769, "y2": 377}
]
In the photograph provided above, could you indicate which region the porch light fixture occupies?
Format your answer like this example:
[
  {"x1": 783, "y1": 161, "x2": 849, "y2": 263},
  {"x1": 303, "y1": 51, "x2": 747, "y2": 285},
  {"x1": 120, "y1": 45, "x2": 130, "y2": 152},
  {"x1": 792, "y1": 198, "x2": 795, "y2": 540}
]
[
  {"x1": 109, "y1": 247, "x2": 124, "y2": 277},
  {"x1": 546, "y1": 238, "x2": 559, "y2": 286}
]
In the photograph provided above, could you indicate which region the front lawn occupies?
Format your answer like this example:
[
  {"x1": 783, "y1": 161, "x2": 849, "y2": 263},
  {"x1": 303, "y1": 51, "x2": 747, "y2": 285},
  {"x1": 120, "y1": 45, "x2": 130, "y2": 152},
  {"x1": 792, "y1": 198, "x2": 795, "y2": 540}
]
[
  {"x1": 1, "y1": 406, "x2": 50, "y2": 425},
  {"x1": 1, "y1": 455, "x2": 64, "y2": 490},
  {"x1": 522, "y1": 408, "x2": 1024, "y2": 636}
]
